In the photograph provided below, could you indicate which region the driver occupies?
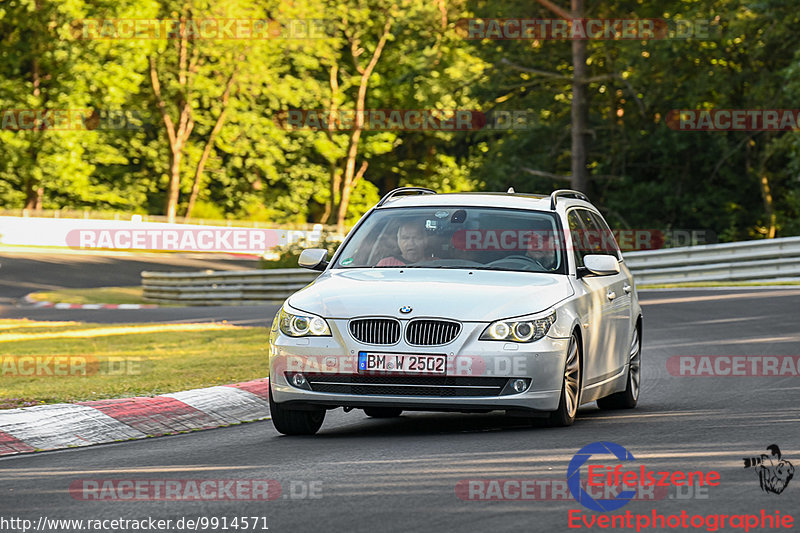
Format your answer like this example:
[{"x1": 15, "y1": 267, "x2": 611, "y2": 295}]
[
  {"x1": 525, "y1": 229, "x2": 559, "y2": 271},
  {"x1": 377, "y1": 221, "x2": 432, "y2": 266}
]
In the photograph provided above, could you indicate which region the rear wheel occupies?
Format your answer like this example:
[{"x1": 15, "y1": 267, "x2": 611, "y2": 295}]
[
  {"x1": 269, "y1": 385, "x2": 325, "y2": 435},
  {"x1": 364, "y1": 407, "x2": 403, "y2": 418},
  {"x1": 545, "y1": 333, "x2": 581, "y2": 427},
  {"x1": 597, "y1": 326, "x2": 641, "y2": 410}
]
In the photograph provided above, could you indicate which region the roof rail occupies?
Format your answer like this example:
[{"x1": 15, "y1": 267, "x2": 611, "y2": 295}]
[
  {"x1": 549, "y1": 189, "x2": 589, "y2": 210},
  {"x1": 376, "y1": 187, "x2": 436, "y2": 207}
]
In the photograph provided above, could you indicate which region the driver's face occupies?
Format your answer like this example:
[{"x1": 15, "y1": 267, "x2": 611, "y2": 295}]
[
  {"x1": 526, "y1": 232, "x2": 557, "y2": 267},
  {"x1": 397, "y1": 224, "x2": 427, "y2": 263}
]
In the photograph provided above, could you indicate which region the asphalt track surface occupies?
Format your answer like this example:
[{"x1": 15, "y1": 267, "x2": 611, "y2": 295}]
[{"x1": 1, "y1": 253, "x2": 799, "y2": 532}]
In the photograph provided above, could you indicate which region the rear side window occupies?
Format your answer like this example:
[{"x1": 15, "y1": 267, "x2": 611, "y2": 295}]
[
  {"x1": 567, "y1": 210, "x2": 588, "y2": 268},
  {"x1": 587, "y1": 211, "x2": 622, "y2": 259},
  {"x1": 568, "y1": 208, "x2": 621, "y2": 267}
]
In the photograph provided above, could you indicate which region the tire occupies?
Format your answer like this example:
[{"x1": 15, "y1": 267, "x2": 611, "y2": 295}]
[
  {"x1": 597, "y1": 326, "x2": 641, "y2": 410},
  {"x1": 545, "y1": 333, "x2": 581, "y2": 427},
  {"x1": 364, "y1": 407, "x2": 403, "y2": 418},
  {"x1": 269, "y1": 385, "x2": 325, "y2": 435}
]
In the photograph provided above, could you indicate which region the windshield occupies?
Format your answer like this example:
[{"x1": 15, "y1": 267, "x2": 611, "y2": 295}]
[{"x1": 332, "y1": 206, "x2": 566, "y2": 273}]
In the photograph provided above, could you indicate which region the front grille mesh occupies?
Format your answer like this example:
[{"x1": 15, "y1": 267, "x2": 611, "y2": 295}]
[
  {"x1": 302, "y1": 374, "x2": 508, "y2": 397},
  {"x1": 406, "y1": 319, "x2": 461, "y2": 346},
  {"x1": 349, "y1": 318, "x2": 401, "y2": 345}
]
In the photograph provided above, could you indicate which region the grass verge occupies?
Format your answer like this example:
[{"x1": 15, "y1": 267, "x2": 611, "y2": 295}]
[
  {"x1": 0, "y1": 319, "x2": 268, "y2": 408},
  {"x1": 25, "y1": 286, "x2": 152, "y2": 305}
]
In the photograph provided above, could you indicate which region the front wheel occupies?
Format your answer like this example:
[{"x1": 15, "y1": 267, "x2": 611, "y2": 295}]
[
  {"x1": 545, "y1": 333, "x2": 581, "y2": 427},
  {"x1": 597, "y1": 326, "x2": 641, "y2": 410},
  {"x1": 269, "y1": 385, "x2": 325, "y2": 435}
]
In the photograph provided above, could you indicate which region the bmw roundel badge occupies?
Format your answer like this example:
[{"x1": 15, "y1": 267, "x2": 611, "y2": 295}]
[{"x1": 399, "y1": 306, "x2": 412, "y2": 314}]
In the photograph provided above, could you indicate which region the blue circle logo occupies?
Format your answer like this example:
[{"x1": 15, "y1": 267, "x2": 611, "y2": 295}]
[
  {"x1": 567, "y1": 441, "x2": 637, "y2": 512},
  {"x1": 399, "y1": 306, "x2": 412, "y2": 314}
]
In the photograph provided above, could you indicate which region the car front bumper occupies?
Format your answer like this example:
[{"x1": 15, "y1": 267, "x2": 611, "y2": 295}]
[{"x1": 269, "y1": 319, "x2": 570, "y2": 413}]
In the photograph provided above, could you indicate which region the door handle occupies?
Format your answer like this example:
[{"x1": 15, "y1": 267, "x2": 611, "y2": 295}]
[
  {"x1": 623, "y1": 284, "x2": 632, "y2": 294},
  {"x1": 607, "y1": 290, "x2": 616, "y2": 301}
]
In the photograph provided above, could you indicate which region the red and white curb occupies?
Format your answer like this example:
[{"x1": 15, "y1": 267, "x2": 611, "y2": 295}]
[
  {"x1": 28, "y1": 302, "x2": 158, "y2": 309},
  {"x1": 0, "y1": 378, "x2": 269, "y2": 457},
  {"x1": 23, "y1": 295, "x2": 158, "y2": 309}
]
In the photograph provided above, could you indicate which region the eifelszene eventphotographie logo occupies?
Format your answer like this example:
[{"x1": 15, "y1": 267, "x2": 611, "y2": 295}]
[
  {"x1": 567, "y1": 441, "x2": 720, "y2": 512},
  {"x1": 743, "y1": 445, "x2": 795, "y2": 495}
]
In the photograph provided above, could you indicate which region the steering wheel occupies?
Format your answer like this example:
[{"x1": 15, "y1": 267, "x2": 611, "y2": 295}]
[
  {"x1": 502, "y1": 255, "x2": 540, "y2": 264},
  {"x1": 487, "y1": 254, "x2": 547, "y2": 270}
]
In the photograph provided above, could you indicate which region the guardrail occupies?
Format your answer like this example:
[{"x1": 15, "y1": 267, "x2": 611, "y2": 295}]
[
  {"x1": 624, "y1": 236, "x2": 800, "y2": 284},
  {"x1": 142, "y1": 236, "x2": 800, "y2": 304},
  {"x1": 141, "y1": 268, "x2": 320, "y2": 305}
]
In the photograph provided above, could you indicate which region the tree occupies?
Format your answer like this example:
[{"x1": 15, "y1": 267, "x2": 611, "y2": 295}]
[
  {"x1": 146, "y1": 0, "x2": 254, "y2": 221},
  {"x1": 535, "y1": 0, "x2": 589, "y2": 192}
]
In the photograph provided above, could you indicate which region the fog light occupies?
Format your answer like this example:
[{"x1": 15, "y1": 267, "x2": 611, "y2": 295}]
[
  {"x1": 292, "y1": 373, "x2": 307, "y2": 387},
  {"x1": 512, "y1": 379, "x2": 527, "y2": 393}
]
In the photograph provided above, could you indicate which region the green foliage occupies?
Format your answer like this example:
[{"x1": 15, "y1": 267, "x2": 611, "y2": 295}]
[
  {"x1": 188, "y1": 200, "x2": 226, "y2": 220},
  {"x1": 1, "y1": 0, "x2": 800, "y2": 239},
  {"x1": 259, "y1": 232, "x2": 341, "y2": 269}
]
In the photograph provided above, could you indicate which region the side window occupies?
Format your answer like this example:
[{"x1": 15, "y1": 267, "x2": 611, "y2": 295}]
[
  {"x1": 587, "y1": 211, "x2": 622, "y2": 260},
  {"x1": 569, "y1": 208, "x2": 620, "y2": 267},
  {"x1": 567, "y1": 210, "x2": 588, "y2": 268}
]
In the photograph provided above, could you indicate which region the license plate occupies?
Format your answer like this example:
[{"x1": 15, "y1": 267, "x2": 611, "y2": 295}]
[{"x1": 358, "y1": 352, "x2": 446, "y2": 375}]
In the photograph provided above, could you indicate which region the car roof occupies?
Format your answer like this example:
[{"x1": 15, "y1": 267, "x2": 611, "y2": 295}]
[{"x1": 375, "y1": 191, "x2": 596, "y2": 211}]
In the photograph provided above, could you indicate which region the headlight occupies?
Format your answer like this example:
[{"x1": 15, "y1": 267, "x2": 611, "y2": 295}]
[
  {"x1": 279, "y1": 308, "x2": 331, "y2": 337},
  {"x1": 480, "y1": 311, "x2": 556, "y2": 343}
]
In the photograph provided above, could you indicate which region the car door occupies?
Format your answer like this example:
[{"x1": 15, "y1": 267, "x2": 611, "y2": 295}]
[
  {"x1": 586, "y1": 210, "x2": 632, "y2": 373},
  {"x1": 567, "y1": 209, "x2": 629, "y2": 387}
]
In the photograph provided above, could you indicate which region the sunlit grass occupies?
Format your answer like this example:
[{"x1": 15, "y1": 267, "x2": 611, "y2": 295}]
[
  {"x1": 26, "y1": 286, "x2": 149, "y2": 305},
  {"x1": 0, "y1": 319, "x2": 269, "y2": 408}
]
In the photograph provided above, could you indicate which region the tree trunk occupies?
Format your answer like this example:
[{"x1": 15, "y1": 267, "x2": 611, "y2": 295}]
[
  {"x1": 759, "y1": 173, "x2": 776, "y2": 238},
  {"x1": 536, "y1": 0, "x2": 590, "y2": 192},
  {"x1": 150, "y1": 53, "x2": 194, "y2": 223},
  {"x1": 336, "y1": 129, "x2": 363, "y2": 231},
  {"x1": 323, "y1": 63, "x2": 341, "y2": 224},
  {"x1": 747, "y1": 138, "x2": 777, "y2": 239},
  {"x1": 166, "y1": 148, "x2": 183, "y2": 221},
  {"x1": 26, "y1": 32, "x2": 42, "y2": 210},
  {"x1": 325, "y1": 167, "x2": 341, "y2": 224},
  {"x1": 185, "y1": 68, "x2": 238, "y2": 220},
  {"x1": 24, "y1": 180, "x2": 39, "y2": 210},
  {"x1": 570, "y1": 0, "x2": 589, "y2": 193},
  {"x1": 335, "y1": 16, "x2": 393, "y2": 232},
  {"x1": 150, "y1": 15, "x2": 196, "y2": 222}
]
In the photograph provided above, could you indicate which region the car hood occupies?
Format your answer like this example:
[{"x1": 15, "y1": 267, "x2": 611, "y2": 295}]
[{"x1": 288, "y1": 268, "x2": 574, "y2": 321}]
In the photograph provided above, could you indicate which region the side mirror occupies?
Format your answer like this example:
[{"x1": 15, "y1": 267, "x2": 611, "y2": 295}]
[
  {"x1": 582, "y1": 254, "x2": 620, "y2": 277},
  {"x1": 298, "y1": 248, "x2": 329, "y2": 271}
]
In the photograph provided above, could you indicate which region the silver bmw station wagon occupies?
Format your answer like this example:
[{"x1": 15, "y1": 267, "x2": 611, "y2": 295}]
[{"x1": 268, "y1": 188, "x2": 642, "y2": 435}]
